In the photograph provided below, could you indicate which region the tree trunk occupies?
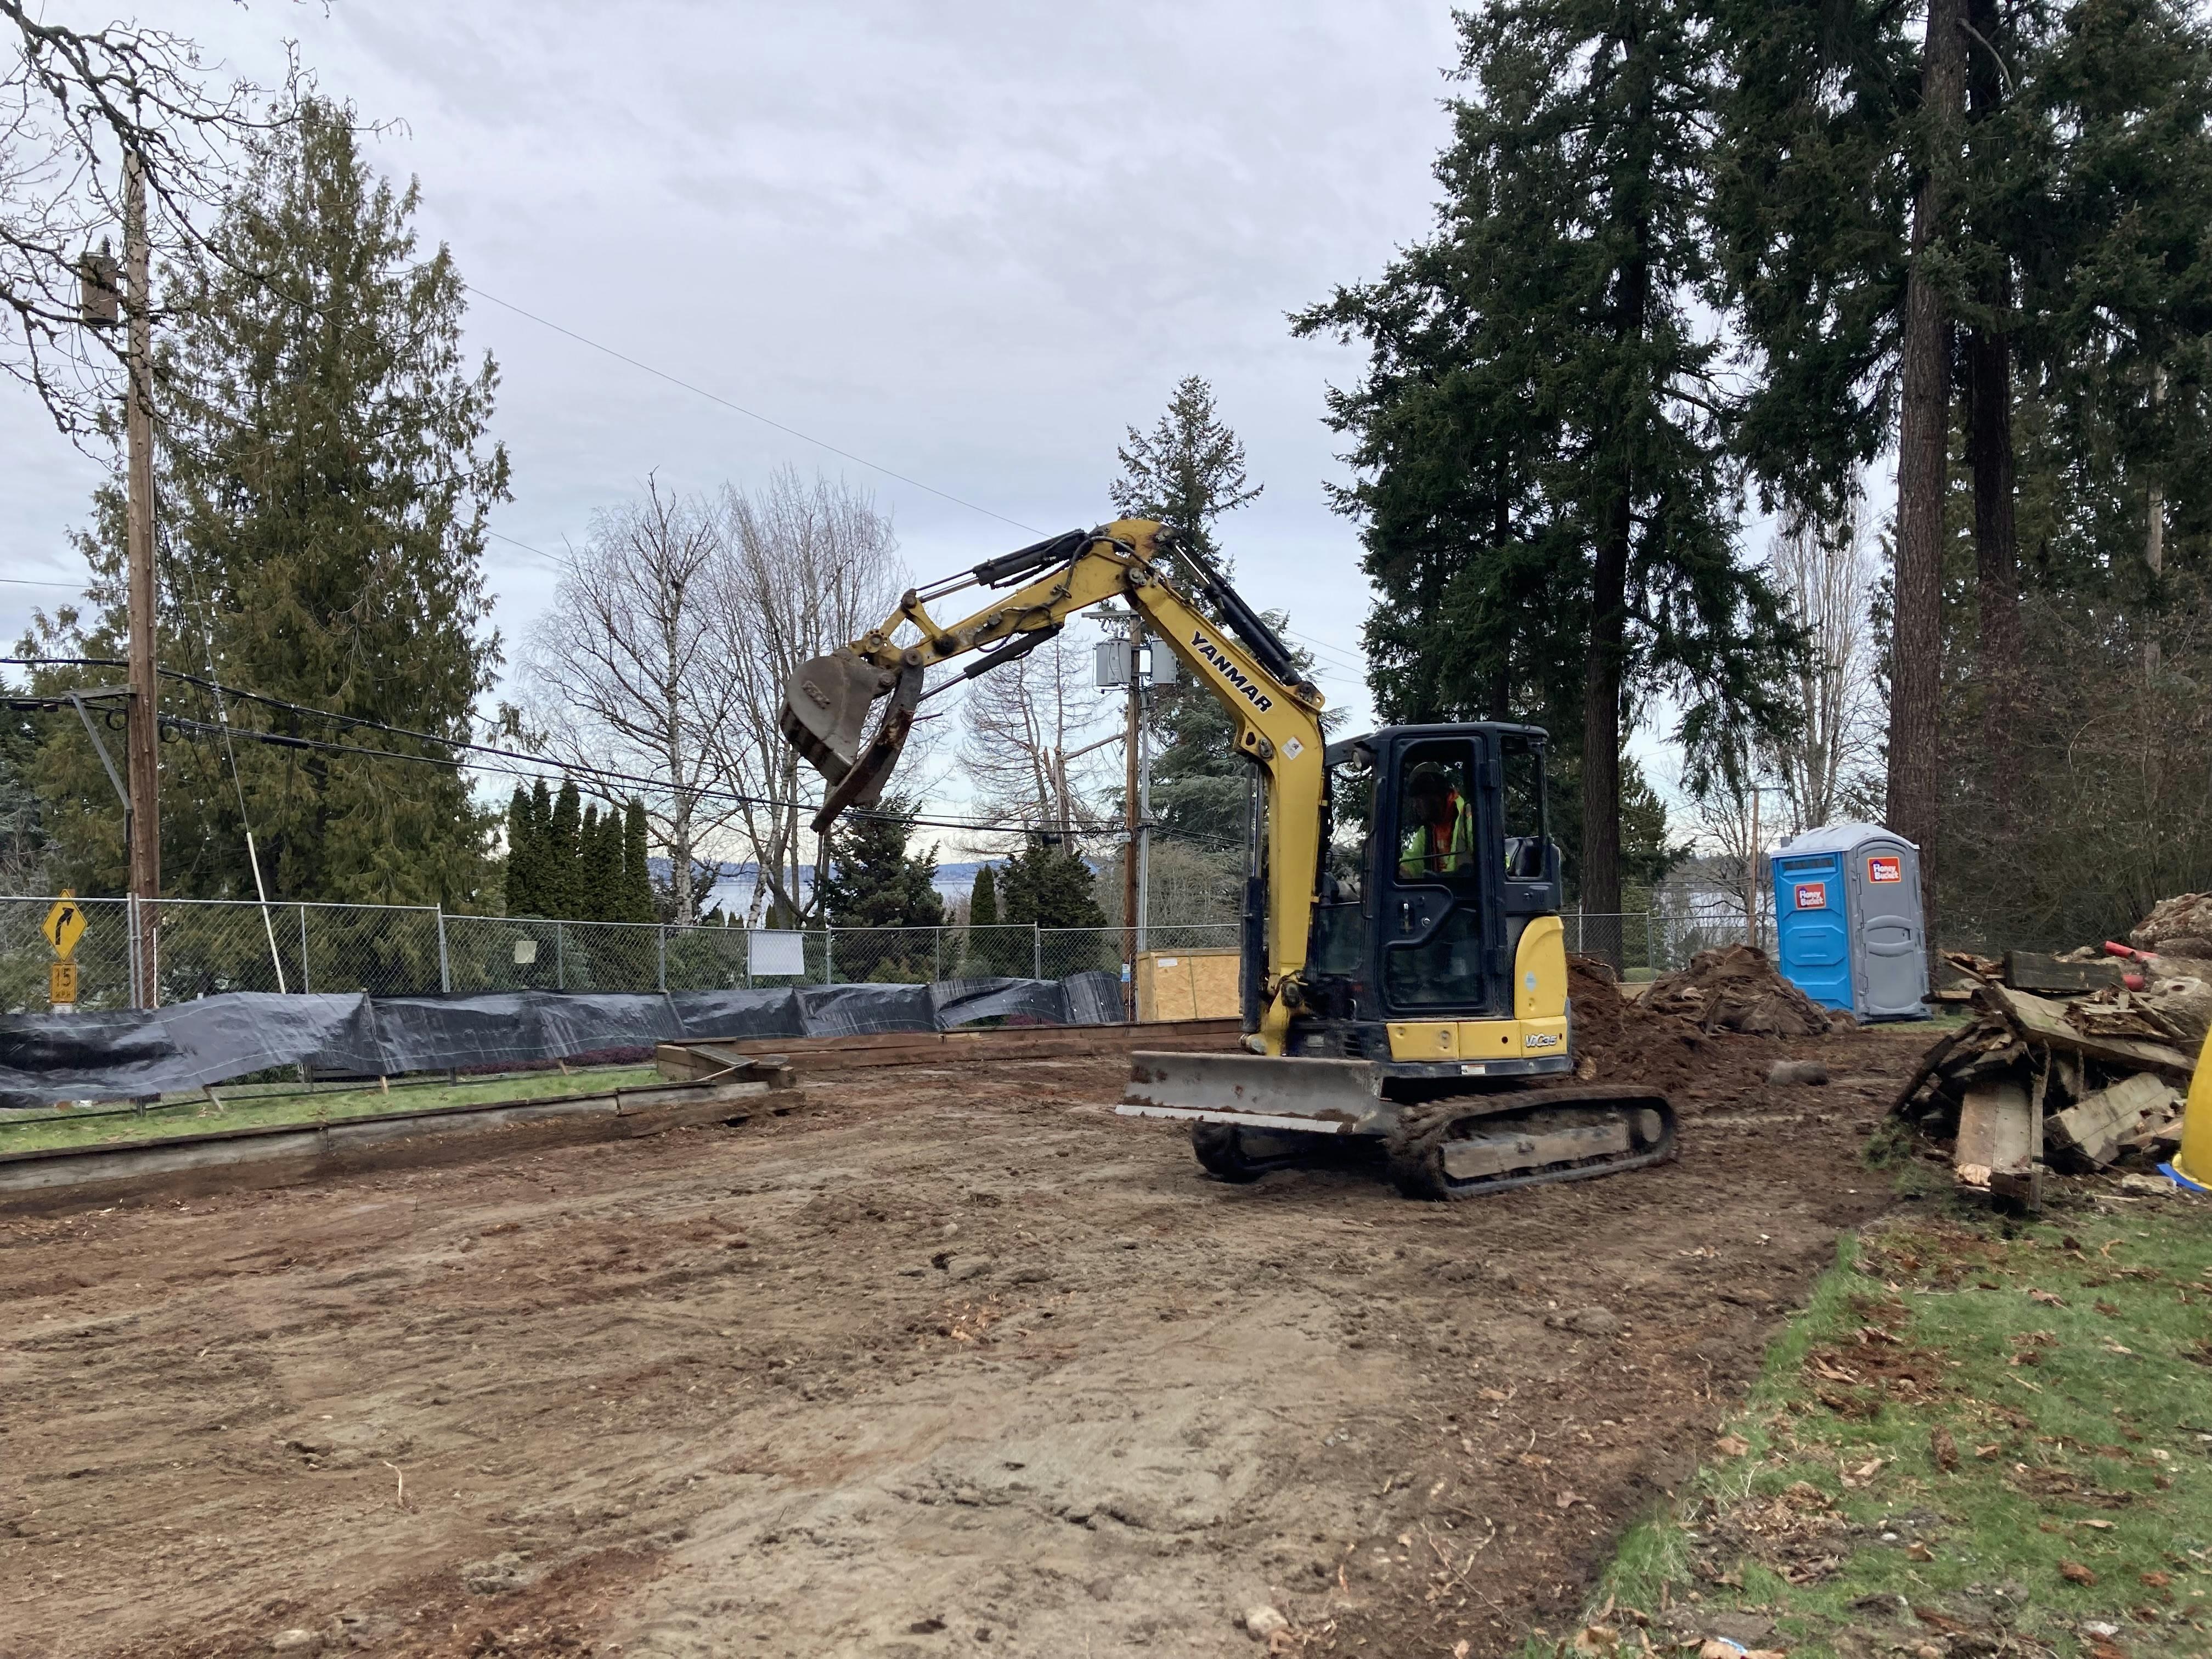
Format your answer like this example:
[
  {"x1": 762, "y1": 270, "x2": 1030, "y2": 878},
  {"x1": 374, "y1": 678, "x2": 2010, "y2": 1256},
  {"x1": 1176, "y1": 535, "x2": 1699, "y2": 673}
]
[
  {"x1": 1966, "y1": 320, "x2": 2018, "y2": 734},
  {"x1": 1581, "y1": 481, "x2": 1633, "y2": 960},
  {"x1": 1888, "y1": 0, "x2": 1967, "y2": 953},
  {"x1": 1964, "y1": 0, "x2": 2019, "y2": 763}
]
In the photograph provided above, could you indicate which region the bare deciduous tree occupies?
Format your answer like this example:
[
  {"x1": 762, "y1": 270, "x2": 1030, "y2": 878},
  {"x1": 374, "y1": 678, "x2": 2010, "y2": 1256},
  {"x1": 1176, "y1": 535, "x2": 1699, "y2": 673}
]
[
  {"x1": 703, "y1": 469, "x2": 904, "y2": 923},
  {"x1": 1768, "y1": 495, "x2": 1883, "y2": 835},
  {"x1": 957, "y1": 629, "x2": 1117, "y2": 839},
  {"x1": 519, "y1": 481, "x2": 744, "y2": 923},
  {"x1": 0, "y1": 5, "x2": 300, "y2": 431}
]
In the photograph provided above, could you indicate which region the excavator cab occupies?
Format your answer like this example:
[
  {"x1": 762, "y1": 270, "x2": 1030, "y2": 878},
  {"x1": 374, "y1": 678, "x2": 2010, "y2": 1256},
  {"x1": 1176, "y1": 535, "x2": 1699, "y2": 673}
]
[{"x1": 1297, "y1": 725, "x2": 1563, "y2": 1046}]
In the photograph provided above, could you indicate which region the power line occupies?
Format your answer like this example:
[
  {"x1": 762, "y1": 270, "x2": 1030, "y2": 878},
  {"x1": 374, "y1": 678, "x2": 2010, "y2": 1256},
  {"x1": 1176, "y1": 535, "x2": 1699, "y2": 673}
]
[
  {"x1": 3, "y1": 654, "x2": 1241, "y2": 848},
  {"x1": 466, "y1": 284, "x2": 1040, "y2": 534}
]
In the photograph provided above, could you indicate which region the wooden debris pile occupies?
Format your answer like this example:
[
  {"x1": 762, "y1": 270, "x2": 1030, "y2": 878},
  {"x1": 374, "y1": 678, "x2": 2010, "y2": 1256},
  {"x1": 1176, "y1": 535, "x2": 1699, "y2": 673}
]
[
  {"x1": 1891, "y1": 977, "x2": 2196, "y2": 1207},
  {"x1": 1643, "y1": 943, "x2": 1836, "y2": 1037}
]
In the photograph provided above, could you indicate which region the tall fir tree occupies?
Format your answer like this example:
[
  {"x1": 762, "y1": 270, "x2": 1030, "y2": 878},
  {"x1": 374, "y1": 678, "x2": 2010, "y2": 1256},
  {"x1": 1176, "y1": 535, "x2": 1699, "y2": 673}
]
[
  {"x1": 1712, "y1": 0, "x2": 2212, "y2": 945},
  {"x1": 20, "y1": 96, "x2": 507, "y2": 906},
  {"x1": 1108, "y1": 375, "x2": 1262, "y2": 568},
  {"x1": 503, "y1": 786, "x2": 535, "y2": 917},
  {"x1": 1297, "y1": 1, "x2": 1793, "y2": 922},
  {"x1": 546, "y1": 780, "x2": 582, "y2": 921},
  {"x1": 621, "y1": 797, "x2": 656, "y2": 924},
  {"x1": 969, "y1": 863, "x2": 999, "y2": 927},
  {"x1": 1107, "y1": 376, "x2": 1277, "y2": 847}
]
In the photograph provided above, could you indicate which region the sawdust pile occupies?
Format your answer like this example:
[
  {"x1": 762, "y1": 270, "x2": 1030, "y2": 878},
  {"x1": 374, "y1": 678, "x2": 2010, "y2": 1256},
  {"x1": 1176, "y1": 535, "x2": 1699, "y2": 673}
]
[{"x1": 1641, "y1": 944, "x2": 1836, "y2": 1037}]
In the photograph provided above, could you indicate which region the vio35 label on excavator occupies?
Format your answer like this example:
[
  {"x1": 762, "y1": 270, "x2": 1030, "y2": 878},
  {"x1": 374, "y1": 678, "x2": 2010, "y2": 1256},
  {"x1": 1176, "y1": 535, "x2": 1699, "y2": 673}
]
[{"x1": 1188, "y1": 631, "x2": 1274, "y2": 712}]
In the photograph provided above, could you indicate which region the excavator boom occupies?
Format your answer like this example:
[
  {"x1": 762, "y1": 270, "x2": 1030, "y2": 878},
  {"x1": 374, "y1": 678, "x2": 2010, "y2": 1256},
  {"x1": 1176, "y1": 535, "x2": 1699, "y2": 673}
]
[{"x1": 779, "y1": 518, "x2": 1327, "y2": 1056}]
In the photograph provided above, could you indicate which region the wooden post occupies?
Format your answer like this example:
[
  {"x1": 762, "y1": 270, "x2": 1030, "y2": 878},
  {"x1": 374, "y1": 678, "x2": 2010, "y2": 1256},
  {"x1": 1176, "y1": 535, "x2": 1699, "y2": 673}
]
[{"x1": 123, "y1": 149, "x2": 160, "y2": 1008}]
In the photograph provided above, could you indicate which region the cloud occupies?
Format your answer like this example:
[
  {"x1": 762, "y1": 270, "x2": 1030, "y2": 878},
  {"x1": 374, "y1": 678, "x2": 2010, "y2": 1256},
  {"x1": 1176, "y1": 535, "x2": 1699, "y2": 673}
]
[{"x1": 3, "y1": 1, "x2": 1465, "y2": 769}]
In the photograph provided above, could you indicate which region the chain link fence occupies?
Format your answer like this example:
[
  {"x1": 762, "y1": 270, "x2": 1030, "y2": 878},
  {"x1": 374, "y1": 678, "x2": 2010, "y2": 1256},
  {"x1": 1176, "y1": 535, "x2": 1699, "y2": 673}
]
[
  {"x1": 2, "y1": 892, "x2": 1739, "y2": 1010},
  {"x1": 0, "y1": 895, "x2": 1249, "y2": 1011}
]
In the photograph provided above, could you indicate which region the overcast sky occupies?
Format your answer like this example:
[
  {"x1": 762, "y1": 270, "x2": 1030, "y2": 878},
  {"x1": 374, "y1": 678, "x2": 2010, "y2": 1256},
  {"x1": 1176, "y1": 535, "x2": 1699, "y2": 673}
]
[{"x1": 3, "y1": 0, "x2": 1486, "y2": 826}]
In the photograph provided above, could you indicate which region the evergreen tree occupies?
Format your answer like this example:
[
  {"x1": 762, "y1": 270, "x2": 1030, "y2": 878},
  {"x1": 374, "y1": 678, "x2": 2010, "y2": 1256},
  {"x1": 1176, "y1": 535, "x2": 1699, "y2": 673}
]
[
  {"x1": 819, "y1": 798, "x2": 945, "y2": 930},
  {"x1": 1109, "y1": 375, "x2": 1261, "y2": 567},
  {"x1": 1712, "y1": 0, "x2": 2212, "y2": 946},
  {"x1": 966, "y1": 860, "x2": 1032, "y2": 976},
  {"x1": 621, "y1": 797, "x2": 656, "y2": 923},
  {"x1": 502, "y1": 786, "x2": 536, "y2": 917},
  {"x1": 546, "y1": 780, "x2": 582, "y2": 921},
  {"x1": 526, "y1": 778, "x2": 554, "y2": 915},
  {"x1": 1109, "y1": 377, "x2": 1285, "y2": 847},
  {"x1": 1296, "y1": 2, "x2": 1795, "y2": 933},
  {"x1": 20, "y1": 97, "x2": 507, "y2": 906},
  {"x1": 818, "y1": 798, "x2": 944, "y2": 979},
  {"x1": 1000, "y1": 836, "x2": 1107, "y2": 930},
  {"x1": 577, "y1": 804, "x2": 618, "y2": 923}
]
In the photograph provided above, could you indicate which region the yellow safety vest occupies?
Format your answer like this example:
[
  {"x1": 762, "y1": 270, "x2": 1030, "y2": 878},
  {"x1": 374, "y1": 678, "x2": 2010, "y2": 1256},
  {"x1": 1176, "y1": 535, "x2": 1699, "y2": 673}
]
[{"x1": 1400, "y1": 795, "x2": 1473, "y2": 878}]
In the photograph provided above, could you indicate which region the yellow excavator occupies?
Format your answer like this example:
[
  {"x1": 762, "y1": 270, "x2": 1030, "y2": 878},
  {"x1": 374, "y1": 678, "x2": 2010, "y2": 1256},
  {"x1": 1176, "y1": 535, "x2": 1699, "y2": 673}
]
[{"x1": 781, "y1": 519, "x2": 1674, "y2": 1198}]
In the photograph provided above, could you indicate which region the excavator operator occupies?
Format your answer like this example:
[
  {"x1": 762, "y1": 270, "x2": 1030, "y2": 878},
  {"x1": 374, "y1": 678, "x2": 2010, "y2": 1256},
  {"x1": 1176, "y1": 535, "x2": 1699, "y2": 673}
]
[{"x1": 1398, "y1": 763, "x2": 1473, "y2": 878}]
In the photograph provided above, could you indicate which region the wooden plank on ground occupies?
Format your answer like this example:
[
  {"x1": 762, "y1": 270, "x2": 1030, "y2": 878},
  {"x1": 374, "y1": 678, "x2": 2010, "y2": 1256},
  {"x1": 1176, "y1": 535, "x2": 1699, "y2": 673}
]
[
  {"x1": 1956, "y1": 1080, "x2": 2034, "y2": 1187},
  {"x1": 2004, "y1": 951, "x2": 2125, "y2": 995},
  {"x1": 653, "y1": 1018, "x2": 1243, "y2": 1080},
  {"x1": 1980, "y1": 984, "x2": 2195, "y2": 1074},
  {"x1": 2050, "y1": 1072, "x2": 2176, "y2": 1167}
]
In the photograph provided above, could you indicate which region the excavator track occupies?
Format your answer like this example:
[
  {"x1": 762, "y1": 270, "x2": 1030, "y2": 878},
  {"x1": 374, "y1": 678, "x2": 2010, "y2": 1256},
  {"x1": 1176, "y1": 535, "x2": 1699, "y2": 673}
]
[{"x1": 1383, "y1": 1085, "x2": 1677, "y2": 1201}]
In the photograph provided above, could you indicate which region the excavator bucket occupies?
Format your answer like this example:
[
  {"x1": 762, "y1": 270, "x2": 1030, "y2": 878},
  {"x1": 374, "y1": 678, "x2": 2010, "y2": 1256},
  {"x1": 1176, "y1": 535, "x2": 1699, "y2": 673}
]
[
  {"x1": 780, "y1": 650, "x2": 890, "y2": 785},
  {"x1": 780, "y1": 651, "x2": 926, "y2": 834}
]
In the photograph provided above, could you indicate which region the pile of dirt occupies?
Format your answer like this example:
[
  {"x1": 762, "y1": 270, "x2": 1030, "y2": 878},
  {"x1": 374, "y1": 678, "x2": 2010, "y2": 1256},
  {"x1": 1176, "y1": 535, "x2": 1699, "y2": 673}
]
[
  {"x1": 1566, "y1": 955, "x2": 1721, "y2": 1098},
  {"x1": 1642, "y1": 944, "x2": 1835, "y2": 1037},
  {"x1": 2129, "y1": 891, "x2": 2212, "y2": 958}
]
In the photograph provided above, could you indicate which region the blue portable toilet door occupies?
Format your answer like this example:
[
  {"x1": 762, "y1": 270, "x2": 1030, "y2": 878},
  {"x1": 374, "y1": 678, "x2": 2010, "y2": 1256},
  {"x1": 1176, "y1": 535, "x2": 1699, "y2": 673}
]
[
  {"x1": 1850, "y1": 841, "x2": 1927, "y2": 1018},
  {"x1": 1773, "y1": 853, "x2": 1852, "y2": 1011}
]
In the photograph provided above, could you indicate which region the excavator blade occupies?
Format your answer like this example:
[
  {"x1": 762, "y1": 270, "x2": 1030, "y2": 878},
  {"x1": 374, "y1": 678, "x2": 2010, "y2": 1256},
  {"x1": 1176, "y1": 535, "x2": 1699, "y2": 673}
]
[{"x1": 1118, "y1": 1052, "x2": 1379, "y2": 1133}]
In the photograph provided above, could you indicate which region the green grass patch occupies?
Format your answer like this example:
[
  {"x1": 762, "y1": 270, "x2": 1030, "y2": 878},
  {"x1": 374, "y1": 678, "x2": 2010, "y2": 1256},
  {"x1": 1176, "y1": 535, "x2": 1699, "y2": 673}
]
[
  {"x1": 1531, "y1": 1193, "x2": 2212, "y2": 1657},
  {"x1": 0, "y1": 1064, "x2": 662, "y2": 1155}
]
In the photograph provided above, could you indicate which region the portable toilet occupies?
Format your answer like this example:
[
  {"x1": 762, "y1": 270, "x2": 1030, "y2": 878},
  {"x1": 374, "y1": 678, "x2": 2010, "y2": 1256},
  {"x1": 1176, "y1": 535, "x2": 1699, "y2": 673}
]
[{"x1": 1768, "y1": 821, "x2": 1928, "y2": 1021}]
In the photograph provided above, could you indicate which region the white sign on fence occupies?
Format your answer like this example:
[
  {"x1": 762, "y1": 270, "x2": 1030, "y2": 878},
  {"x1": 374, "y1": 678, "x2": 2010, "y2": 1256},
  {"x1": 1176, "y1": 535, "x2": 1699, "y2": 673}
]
[{"x1": 749, "y1": 929, "x2": 806, "y2": 978}]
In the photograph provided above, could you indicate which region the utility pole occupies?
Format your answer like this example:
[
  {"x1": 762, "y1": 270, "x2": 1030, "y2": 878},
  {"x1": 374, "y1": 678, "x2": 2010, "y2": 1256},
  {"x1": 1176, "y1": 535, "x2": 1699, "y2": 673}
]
[
  {"x1": 1121, "y1": 627, "x2": 1141, "y2": 1022},
  {"x1": 123, "y1": 149, "x2": 160, "y2": 1006}
]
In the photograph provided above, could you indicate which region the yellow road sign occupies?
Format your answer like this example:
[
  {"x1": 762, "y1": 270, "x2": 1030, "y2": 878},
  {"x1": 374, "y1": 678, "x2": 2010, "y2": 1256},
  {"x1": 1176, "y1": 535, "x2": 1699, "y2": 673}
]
[
  {"x1": 50, "y1": 960, "x2": 79, "y2": 1006},
  {"x1": 43, "y1": 892, "x2": 86, "y2": 960}
]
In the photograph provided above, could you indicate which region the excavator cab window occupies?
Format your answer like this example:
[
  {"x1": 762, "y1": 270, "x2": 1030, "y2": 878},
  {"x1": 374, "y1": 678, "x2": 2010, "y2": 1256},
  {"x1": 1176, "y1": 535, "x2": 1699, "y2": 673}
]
[
  {"x1": 1500, "y1": 733, "x2": 1548, "y2": 883},
  {"x1": 1382, "y1": 737, "x2": 1489, "y2": 1012},
  {"x1": 1309, "y1": 748, "x2": 1373, "y2": 977}
]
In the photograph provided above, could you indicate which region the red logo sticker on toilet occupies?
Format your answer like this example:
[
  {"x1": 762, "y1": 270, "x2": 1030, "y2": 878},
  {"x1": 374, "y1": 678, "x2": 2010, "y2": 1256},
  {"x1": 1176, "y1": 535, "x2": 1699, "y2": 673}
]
[
  {"x1": 1867, "y1": 856, "x2": 1902, "y2": 884},
  {"x1": 1795, "y1": 882, "x2": 1827, "y2": 911}
]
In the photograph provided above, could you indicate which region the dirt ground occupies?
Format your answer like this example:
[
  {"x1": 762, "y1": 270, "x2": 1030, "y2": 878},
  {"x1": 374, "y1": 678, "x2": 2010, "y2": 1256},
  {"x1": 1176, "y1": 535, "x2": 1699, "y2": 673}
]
[{"x1": 1, "y1": 1005, "x2": 1927, "y2": 1659}]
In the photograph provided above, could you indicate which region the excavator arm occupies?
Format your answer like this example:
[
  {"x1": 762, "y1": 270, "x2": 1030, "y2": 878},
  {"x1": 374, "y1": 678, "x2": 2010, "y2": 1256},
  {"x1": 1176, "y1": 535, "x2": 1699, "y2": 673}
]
[{"x1": 780, "y1": 518, "x2": 1325, "y2": 1053}]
